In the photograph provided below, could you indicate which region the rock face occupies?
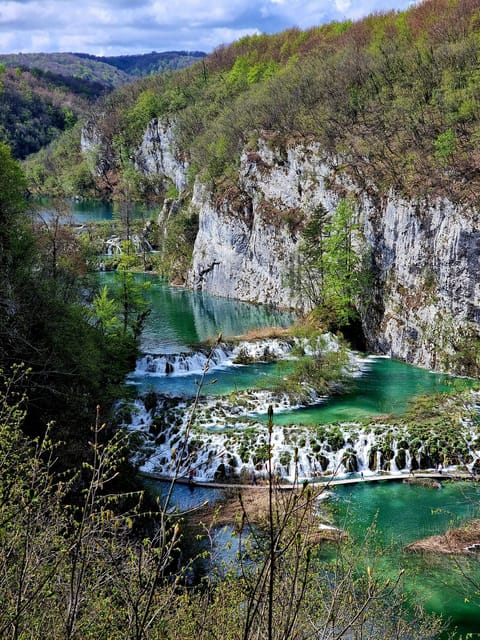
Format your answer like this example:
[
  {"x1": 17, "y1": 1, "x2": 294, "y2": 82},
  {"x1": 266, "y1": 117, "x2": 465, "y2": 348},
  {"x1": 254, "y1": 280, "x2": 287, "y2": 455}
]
[
  {"x1": 363, "y1": 195, "x2": 480, "y2": 372},
  {"x1": 80, "y1": 117, "x2": 188, "y2": 195},
  {"x1": 188, "y1": 141, "x2": 338, "y2": 310},
  {"x1": 82, "y1": 118, "x2": 480, "y2": 373},
  {"x1": 186, "y1": 137, "x2": 480, "y2": 373},
  {"x1": 134, "y1": 119, "x2": 188, "y2": 193}
]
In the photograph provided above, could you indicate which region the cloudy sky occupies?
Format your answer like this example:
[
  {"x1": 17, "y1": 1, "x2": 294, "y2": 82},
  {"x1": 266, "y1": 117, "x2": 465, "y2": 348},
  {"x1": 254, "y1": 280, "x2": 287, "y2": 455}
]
[{"x1": 0, "y1": 0, "x2": 416, "y2": 56}]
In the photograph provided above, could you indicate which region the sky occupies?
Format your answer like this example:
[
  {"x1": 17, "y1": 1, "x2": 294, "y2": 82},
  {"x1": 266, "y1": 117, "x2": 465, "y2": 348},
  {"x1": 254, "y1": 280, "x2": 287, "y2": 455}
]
[{"x1": 0, "y1": 0, "x2": 416, "y2": 56}]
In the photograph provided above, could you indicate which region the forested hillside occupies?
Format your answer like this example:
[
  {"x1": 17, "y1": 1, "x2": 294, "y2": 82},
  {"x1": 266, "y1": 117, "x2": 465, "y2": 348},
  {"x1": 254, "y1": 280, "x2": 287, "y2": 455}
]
[
  {"x1": 0, "y1": 64, "x2": 98, "y2": 159},
  {"x1": 0, "y1": 51, "x2": 205, "y2": 160},
  {"x1": 0, "y1": 50, "x2": 206, "y2": 85},
  {"x1": 26, "y1": 0, "x2": 480, "y2": 206},
  {"x1": 76, "y1": 50, "x2": 206, "y2": 76}
]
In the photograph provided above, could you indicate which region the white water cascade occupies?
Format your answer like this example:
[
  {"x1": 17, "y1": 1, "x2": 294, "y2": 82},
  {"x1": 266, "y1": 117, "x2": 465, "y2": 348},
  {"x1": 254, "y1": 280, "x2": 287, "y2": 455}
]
[
  {"x1": 132, "y1": 339, "x2": 294, "y2": 378},
  {"x1": 122, "y1": 334, "x2": 480, "y2": 483}
]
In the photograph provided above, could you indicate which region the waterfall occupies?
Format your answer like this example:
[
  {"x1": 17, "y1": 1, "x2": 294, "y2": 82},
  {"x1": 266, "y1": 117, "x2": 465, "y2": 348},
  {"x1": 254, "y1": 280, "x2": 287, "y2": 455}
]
[
  {"x1": 134, "y1": 345, "x2": 233, "y2": 377},
  {"x1": 131, "y1": 338, "x2": 296, "y2": 379},
  {"x1": 122, "y1": 324, "x2": 480, "y2": 483},
  {"x1": 124, "y1": 390, "x2": 480, "y2": 482}
]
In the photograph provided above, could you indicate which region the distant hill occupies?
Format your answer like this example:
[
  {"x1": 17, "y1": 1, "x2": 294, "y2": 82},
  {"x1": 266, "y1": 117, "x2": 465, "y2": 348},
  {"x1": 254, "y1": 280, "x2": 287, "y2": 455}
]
[
  {"x1": 0, "y1": 52, "x2": 130, "y2": 90},
  {"x1": 0, "y1": 64, "x2": 96, "y2": 159},
  {"x1": 0, "y1": 51, "x2": 206, "y2": 87},
  {"x1": 0, "y1": 50, "x2": 205, "y2": 159},
  {"x1": 75, "y1": 51, "x2": 206, "y2": 77}
]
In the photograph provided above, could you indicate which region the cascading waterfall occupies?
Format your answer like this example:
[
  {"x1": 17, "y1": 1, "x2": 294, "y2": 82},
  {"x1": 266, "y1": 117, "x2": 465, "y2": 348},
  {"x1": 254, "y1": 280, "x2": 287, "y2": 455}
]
[
  {"x1": 134, "y1": 345, "x2": 232, "y2": 377},
  {"x1": 131, "y1": 339, "x2": 294, "y2": 378},
  {"x1": 123, "y1": 335, "x2": 480, "y2": 482},
  {"x1": 126, "y1": 393, "x2": 480, "y2": 482},
  {"x1": 121, "y1": 324, "x2": 480, "y2": 483}
]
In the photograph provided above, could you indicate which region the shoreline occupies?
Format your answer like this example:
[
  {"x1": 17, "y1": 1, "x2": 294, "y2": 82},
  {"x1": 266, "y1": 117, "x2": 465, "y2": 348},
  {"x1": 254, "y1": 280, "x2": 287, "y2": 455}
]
[{"x1": 407, "y1": 519, "x2": 480, "y2": 555}]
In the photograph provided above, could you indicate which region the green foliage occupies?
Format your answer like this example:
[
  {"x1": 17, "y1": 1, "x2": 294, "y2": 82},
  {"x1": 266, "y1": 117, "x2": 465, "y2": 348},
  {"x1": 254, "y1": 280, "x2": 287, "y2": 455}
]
[
  {"x1": 25, "y1": 0, "x2": 480, "y2": 204},
  {"x1": 0, "y1": 65, "x2": 94, "y2": 160},
  {"x1": 296, "y1": 198, "x2": 368, "y2": 329},
  {"x1": 101, "y1": 242, "x2": 152, "y2": 339},
  {"x1": 0, "y1": 148, "x2": 143, "y2": 458},
  {"x1": 23, "y1": 123, "x2": 90, "y2": 197},
  {"x1": 0, "y1": 141, "x2": 27, "y2": 228},
  {"x1": 124, "y1": 88, "x2": 166, "y2": 143},
  {"x1": 227, "y1": 54, "x2": 279, "y2": 89},
  {"x1": 434, "y1": 127, "x2": 457, "y2": 160},
  {"x1": 275, "y1": 330, "x2": 351, "y2": 400},
  {"x1": 92, "y1": 285, "x2": 123, "y2": 335},
  {"x1": 158, "y1": 204, "x2": 199, "y2": 283}
]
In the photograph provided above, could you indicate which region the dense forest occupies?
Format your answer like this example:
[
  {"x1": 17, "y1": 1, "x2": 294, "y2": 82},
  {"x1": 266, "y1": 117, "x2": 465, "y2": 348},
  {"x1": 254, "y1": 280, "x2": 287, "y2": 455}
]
[
  {"x1": 25, "y1": 0, "x2": 480, "y2": 207},
  {"x1": 0, "y1": 139, "x2": 151, "y2": 461},
  {"x1": 76, "y1": 50, "x2": 206, "y2": 76},
  {"x1": 0, "y1": 64, "x2": 101, "y2": 159}
]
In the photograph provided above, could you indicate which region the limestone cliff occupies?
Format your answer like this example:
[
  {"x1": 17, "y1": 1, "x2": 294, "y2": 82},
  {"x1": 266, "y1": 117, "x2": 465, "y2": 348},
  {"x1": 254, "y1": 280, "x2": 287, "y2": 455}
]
[
  {"x1": 82, "y1": 118, "x2": 480, "y2": 373},
  {"x1": 187, "y1": 141, "x2": 338, "y2": 310},
  {"x1": 194, "y1": 139, "x2": 480, "y2": 373},
  {"x1": 134, "y1": 119, "x2": 188, "y2": 193}
]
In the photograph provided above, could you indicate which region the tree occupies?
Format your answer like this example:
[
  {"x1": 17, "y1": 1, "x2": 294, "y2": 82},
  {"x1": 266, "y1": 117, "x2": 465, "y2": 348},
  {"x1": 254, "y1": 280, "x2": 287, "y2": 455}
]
[
  {"x1": 0, "y1": 145, "x2": 147, "y2": 451},
  {"x1": 108, "y1": 240, "x2": 151, "y2": 339},
  {"x1": 0, "y1": 141, "x2": 27, "y2": 268},
  {"x1": 297, "y1": 198, "x2": 367, "y2": 328}
]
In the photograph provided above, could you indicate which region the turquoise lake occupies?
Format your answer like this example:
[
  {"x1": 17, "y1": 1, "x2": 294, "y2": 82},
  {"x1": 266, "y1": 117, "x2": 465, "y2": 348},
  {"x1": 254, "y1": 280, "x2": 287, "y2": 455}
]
[
  {"x1": 108, "y1": 272, "x2": 479, "y2": 637},
  {"x1": 331, "y1": 481, "x2": 480, "y2": 639},
  {"x1": 31, "y1": 197, "x2": 158, "y2": 223}
]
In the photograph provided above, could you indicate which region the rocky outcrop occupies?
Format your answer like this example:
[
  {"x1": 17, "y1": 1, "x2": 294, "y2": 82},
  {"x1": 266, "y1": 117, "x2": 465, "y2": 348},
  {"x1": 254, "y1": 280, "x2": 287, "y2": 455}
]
[
  {"x1": 95, "y1": 115, "x2": 479, "y2": 374},
  {"x1": 187, "y1": 138, "x2": 480, "y2": 373},
  {"x1": 80, "y1": 116, "x2": 117, "y2": 182},
  {"x1": 188, "y1": 141, "x2": 338, "y2": 310},
  {"x1": 134, "y1": 119, "x2": 188, "y2": 192},
  {"x1": 363, "y1": 195, "x2": 480, "y2": 373},
  {"x1": 187, "y1": 179, "x2": 297, "y2": 309},
  {"x1": 80, "y1": 117, "x2": 188, "y2": 196}
]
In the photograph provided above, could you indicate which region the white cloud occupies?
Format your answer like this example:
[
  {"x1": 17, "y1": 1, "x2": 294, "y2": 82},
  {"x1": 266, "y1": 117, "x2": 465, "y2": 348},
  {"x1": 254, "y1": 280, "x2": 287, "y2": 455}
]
[
  {"x1": 335, "y1": 0, "x2": 352, "y2": 12},
  {"x1": 0, "y1": 0, "x2": 415, "y2": 55},
  {"x1": 30, "y1": 31, "x2": 53, "y2": 50}
]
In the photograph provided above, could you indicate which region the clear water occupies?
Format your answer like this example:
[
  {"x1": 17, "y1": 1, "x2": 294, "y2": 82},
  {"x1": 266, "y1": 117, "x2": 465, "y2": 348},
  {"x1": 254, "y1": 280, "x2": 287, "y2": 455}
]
[
  {"x1": 122, "y1": 275, "x2": 461, "y2": 419},
  {"x1": 142, "y1": 478, "x2": 224, "y2": 512},
  {"x1": 265, "y1": 357, "x2": 461, "y2": 425},
  {"x1": 129, "y1": 360, "x2": 280, "y2": 397},
  {"x1": 137, "y1": 273, "x2": 294, "y2": 353},
  {"x1": 331, "y1": 482, "x2": 480, "y2": 638},
  {"x1": 30, "y1": 197, "x2": 158, "y2": 223}
]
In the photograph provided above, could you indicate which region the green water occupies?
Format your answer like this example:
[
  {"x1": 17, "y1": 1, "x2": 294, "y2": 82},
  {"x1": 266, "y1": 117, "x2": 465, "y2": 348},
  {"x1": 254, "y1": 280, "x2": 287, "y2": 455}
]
[
  {"x1": 268, "y1": 357, "x2": 461, "y2": 425},
  {"x1": 331, "y1": 481, "x2": 480, "y2": 638},
  {"x1": 126, "y1": 276, "x2": 467, "y2": 420},
  {"x1": 31, "y1": 197, "x2": 157, "y2": 223},
  {"x1": 139, "y1": 273, "x2": 294, "y2": 353}
]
